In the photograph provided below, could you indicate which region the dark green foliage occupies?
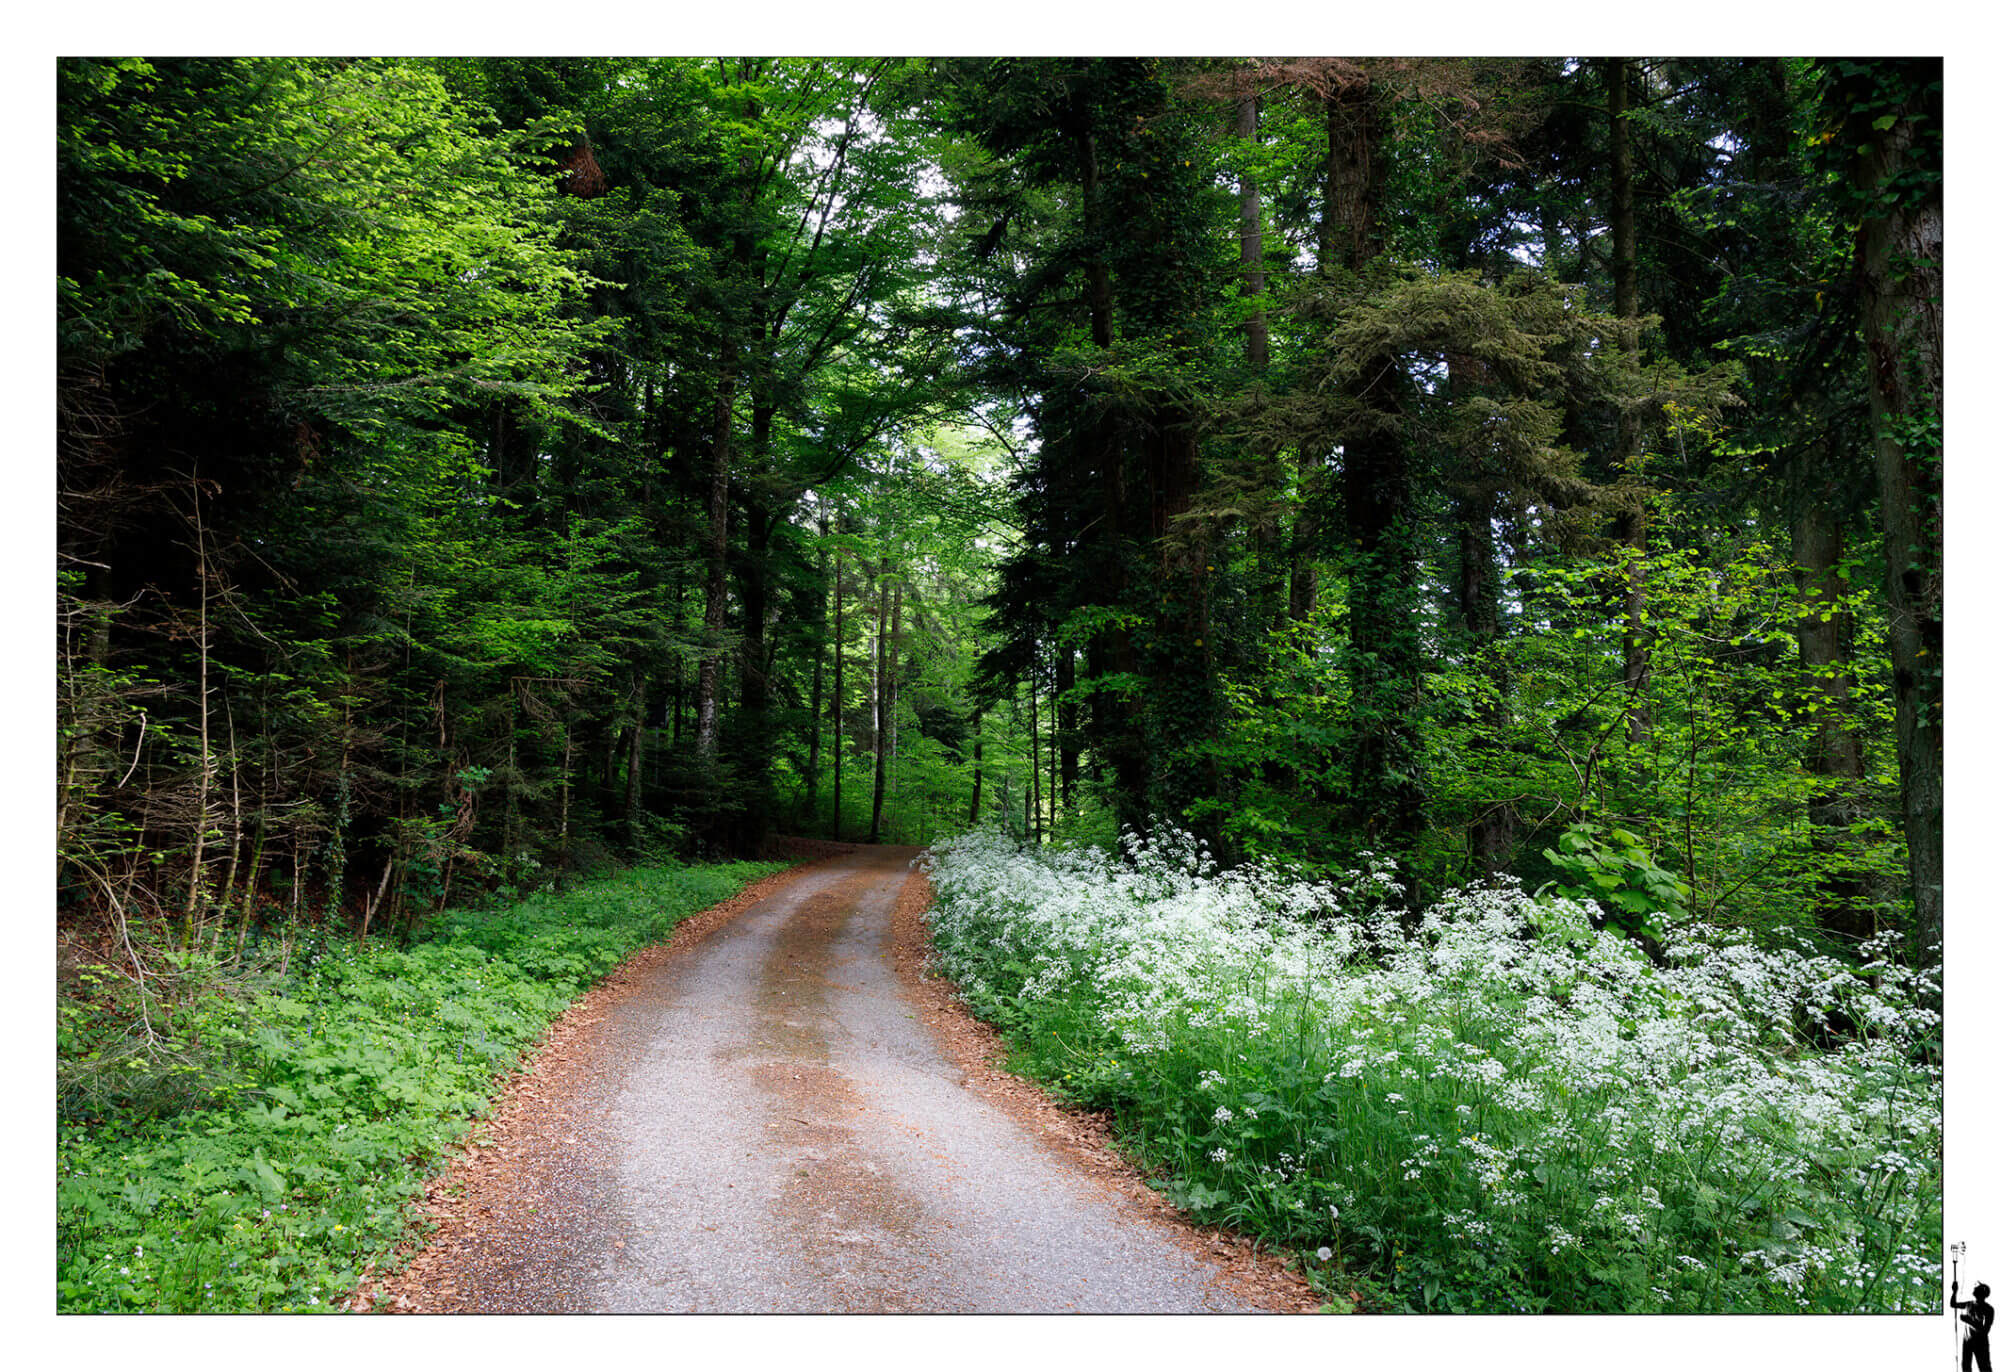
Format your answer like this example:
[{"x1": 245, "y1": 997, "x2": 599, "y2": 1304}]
[
  {"x1": 58, "y1": 53, "x2": 1930, "y2": 947},
  {"x1": 1538, "y1": 822, "x2": 1688, "y2": 943}
]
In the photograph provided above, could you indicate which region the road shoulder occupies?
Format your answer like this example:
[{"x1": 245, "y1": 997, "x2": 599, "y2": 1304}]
[{"x1": 885, "y1": 862, "x2": 1320, "y2": 1314}]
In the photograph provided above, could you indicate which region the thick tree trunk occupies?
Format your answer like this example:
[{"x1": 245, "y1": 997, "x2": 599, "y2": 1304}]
[
  {"x1": 1321, "y1": 80, "x2": 1384, "y2": 276},
  {"x1": 1067, "y1": 96, "x2": 1147, "y2": 831},
  {"x1": 740, "y1": 497, "x2": 772, "y2": 723},
  {"x1": 1236, "y1": 95, "x2": 1269, "y2": 371},
  {"x1": 1047, "y1": 675, "x2": 1060, "y2": 835},
  {"x1": 888, "y1": 580, "x2": 903, "y2": 810},
  {"x1": 1849, "y1": 61, "x2": 1943, "y2": 957},
  {"x1": 1607, "y1": 57, "x2": 1654, "y2": 758},
  {"x1": 1326, "y1": 76, "x2": 1425, "y2": 852},
  {"x1": 1607, "y1": 58, "x2": 1639, "y2": 324},
  {"x1": 1074, "y1": 124, "x2": 1115, "y2": 350},
  {"x1": 1794, "y1": 502, "x2": 1878, "y2": 943}
]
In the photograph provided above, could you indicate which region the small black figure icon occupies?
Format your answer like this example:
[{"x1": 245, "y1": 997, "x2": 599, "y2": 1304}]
[{"x1": 1953, "y1": 1280, "x2": 1995, "y2": 1372}]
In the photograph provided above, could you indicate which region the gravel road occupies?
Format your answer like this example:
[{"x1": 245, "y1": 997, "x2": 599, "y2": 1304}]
[{"x1": 392, "y1": 846, "x2": 1268, "y2": 1314}]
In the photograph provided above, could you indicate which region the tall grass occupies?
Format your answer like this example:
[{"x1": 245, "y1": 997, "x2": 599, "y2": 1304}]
[
  {"x1": 57, "y1": 859, "x2": 786, "y2": 1313},
  {"x1": 922, "y1": 828, "x2": 1939, "y2": 1313}
]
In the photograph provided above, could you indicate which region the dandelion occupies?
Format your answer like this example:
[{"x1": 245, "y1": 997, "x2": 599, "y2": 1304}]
[{"x1": 1317, "y1": 1247, "x2": 1333, "y2": 1262}]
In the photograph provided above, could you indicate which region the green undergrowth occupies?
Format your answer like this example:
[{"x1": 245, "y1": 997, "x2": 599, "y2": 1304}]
[
  {"x1": 923, "y1": 829, "x2": 1939, "y2": 1314},
  {"x1": 57, "y1": 859, "x2": 787, "y2": 1313}
]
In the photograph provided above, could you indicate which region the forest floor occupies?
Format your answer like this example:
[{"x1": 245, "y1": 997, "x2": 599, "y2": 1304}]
[{"x1": 353, "y1": 844, "x2": 1315, "y2": 1313}]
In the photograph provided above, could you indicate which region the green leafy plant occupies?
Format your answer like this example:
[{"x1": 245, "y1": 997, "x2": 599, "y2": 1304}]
[
  {"x1": 57, "y1": 858, "x2": 786, "y2": 1313},
  {"x1": 1539, "y1": 821, "x2": 1690, "y2": 943}
]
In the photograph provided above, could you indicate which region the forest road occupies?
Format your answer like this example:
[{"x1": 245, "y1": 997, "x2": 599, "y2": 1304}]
[{"x1": 396, "y1": 845, "x2": 1265, "y2": 1313}]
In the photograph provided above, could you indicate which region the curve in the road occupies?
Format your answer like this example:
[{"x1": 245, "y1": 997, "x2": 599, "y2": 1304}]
[{"x1": 377, "y1": 847, "x2": 1270, "y2": 1314}]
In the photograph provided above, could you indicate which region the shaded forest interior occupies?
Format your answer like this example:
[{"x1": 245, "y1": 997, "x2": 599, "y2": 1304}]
[{"x1": 58, "y1": 56, "x2": 1940, "y2": 973}]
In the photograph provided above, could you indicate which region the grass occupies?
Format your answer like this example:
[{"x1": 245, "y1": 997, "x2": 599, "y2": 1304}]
[{"x1": 56, "y1": 858, "x2": 787, "y2": 1313}]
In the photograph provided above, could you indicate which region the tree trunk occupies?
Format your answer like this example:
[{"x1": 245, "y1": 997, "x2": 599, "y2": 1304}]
[
  {"x1": 1326, "y1": 76, "x2": 1425, "y2": 852},
  {"x1": 1236, "y1": 94, "x2": 1270, "y2": 370},
  {"x1": 1794, "y1": 500, "x2": 1877, "y2": 943},
  {"x1": 1054, "y1": 648, "x2": 1078, "y2": 810},
  {"x1": 624, "y1": 678, "x2": 647, "y2": 852},
  {"x1": 1287, "y1": 501, "x2": 1319, "y2": 624},
  {"x1": 887, "y1": 579, "x2": 903, "y2": 819},
  {"x1": 740, "y1": 416, "x2": 776, "y2": 729},
  {"x1": 1046, "y1": 667, "x2": 1059, "y2": 836},
  {"x1": 1607, "y1": 58, "x2": 1639, "y2": 324},
  {"x1": 694, "y1": 342, "x2": 737, "y2": 760},
  {"x1": 1606, "y1": 57, "x2": 1654, "y2": 762},
  {"x1": 738, "y1": 487, "x2": 775, "y2": 849},
  {"x1": 1455, "y1": 486, "x2": 1515, "y2": 879},
  {"x1": 1074, "y1": 123, "x2": 1115, "y2": 350},
  {"x1": 1847, "y1": 60, "x2": 1943, "y2": 957},
  {"x1": 868, "y1": 563, "x2": 890, "y2": 843},
  {"x1": 889, "y1": 581, "x2": 903, "y2": 753},
  {"x1": 967, "y1": 703, "x2": 984, "y2": 826},
  {"x1": 1027, "y1": 658, "x2": 1042, "y2": 845},
  {"x1": 832, "y1": 549, "x2": 845, "y2": 842},
  {"x1": 806, "y1": 607, "x2": 824, "y2": 819},
  {"x1": 1235, "y1": 93, "x2": 1290, "y2": 638}
]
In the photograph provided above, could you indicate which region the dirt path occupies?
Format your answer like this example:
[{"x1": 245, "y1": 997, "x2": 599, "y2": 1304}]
[{"x1": 362, "y1": 846, "x2": 1312, "y2": 1314}]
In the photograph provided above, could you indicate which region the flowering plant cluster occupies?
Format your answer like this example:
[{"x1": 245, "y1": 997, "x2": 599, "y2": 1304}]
[{"x1": 922, "y1": 826, "x2": 1939, "y2": 1312}]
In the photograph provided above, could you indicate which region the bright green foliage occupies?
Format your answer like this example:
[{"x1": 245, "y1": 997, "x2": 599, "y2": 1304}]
[
  {"x1": 56, "y1": 859, "x2": 783, "y2": 1313},
  {"x1": 926, "y1": 829, "x2": 1939, "y2": 1314},
  {"x1": 1538, "y1": 822, "x2": 1688, "y2": 943}
]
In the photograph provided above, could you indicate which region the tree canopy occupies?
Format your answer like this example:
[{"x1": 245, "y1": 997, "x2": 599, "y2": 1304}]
[{"x1": 57, "y1": 54, "x2": 1943, "y2": 973}]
